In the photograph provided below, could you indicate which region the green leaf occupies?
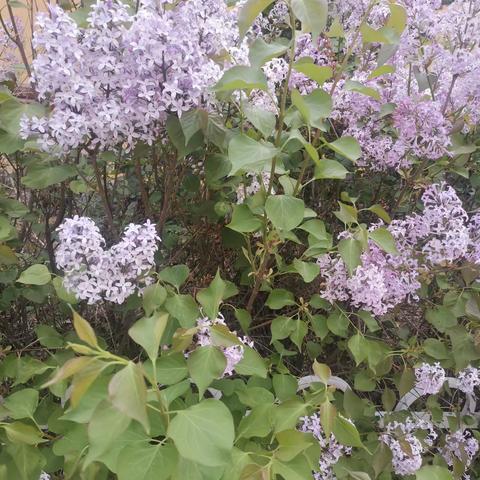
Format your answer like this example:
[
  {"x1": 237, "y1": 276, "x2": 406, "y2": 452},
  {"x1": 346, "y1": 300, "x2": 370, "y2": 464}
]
[
  {"x1": 249, "y1": 37, "x2": 290, "y2": 68},
  {"x1": 368, "y1": 227, "x2": 398, "y2": 255},
  {"x1": 327, "y1": 309, "x2": 349, "y2": 337},
  {"x1": 21, "y1": 165, "x2": 76, "y2": 189},
  {"x1": 290, "y1": 320, "x2": 308, "y2": 349},
  {"x1": 273, "y1": 399, "x2": 308, "y2": 432},
  {"x1": 187, "y1": 346, "x2": 226, "y2": 397},
  {"x1": 276, "y1": 430, "x2": 314, "y2": 462},
  {"x1": 238, "y1": 0, "x2": 275, "y2": 38},
  {"x1": 214, "y1": 66, "x2": 268, "y2": 92},
  {"x1": 291, "y1": 0, "x2": 328, "y2": 38},
  {"x1": 197, "y1": 270, "x2": 237, "y2": 319},
  {"x1": 271, "y1": 316, "x2": 296, "y2": 341},
  {"x1": 332, "y1": 415, "x2": 363, "y2": 448},
  {"x1": 227, "y1": 204, "x2": 262, "y2": 232},
  {"x1": 244, "y1": 104, "x2": 276, "y2": 138},
  {"x1": 291, "y1": 88, "x2": 332, "y2": 126},
  {"x1": 292, "y1": 259, "x2": 320, "y2": 283},
  {"x1": 128, "y1": 312, "x2": 169, "y2": 362},
  {"x1": 344, "y1": 80, "x2": 381, "y2": 100},
  {"x1": 334, "y1": 201, "x2": 358, "y2": 224},
  {"x1": 273, "y1": 374, "x2": 298, "y2": 401},
  {"x1": 3, "y1": 422, "x2": 44, "y2": 445},
  {"x1": 348, "y1": 334, "x2": 368, "y2": 366},
  {"x1": 266, "y1": 289, "x2": 296, "y2": 310},
  {"x1": 117, "y1": 443, "x2": 178, "y2": 480},
  {"x1": 158, "y1": 265, "x2": 190, "y2": 288},
  {"x1": 338, "y1": 238, "x2": 362, "y2": 275},
  {"x1": 293, "y1": 59, "x2": 332, "y2": 85},
  {"x1": 426, "y1": 306, "x2": 457, "y2": 333},
  {"x1": 368, "y1": 65, "x2": 395, "y2": 80},
  {"x1": 16, "y1": 264, "x2": 51, "y2": 285},
  {"x1": 232, "y1": 346, "x2": 267, "y2": 378},
  {"x1": 367, "y1": 204, "x2": 391, "y2": 223},
  {"x1": 320, "y1": 401, "x2": 336, "y2": 438},
  {"x1": 155, "y1": 352, "x2": 188, "y2": 385},
  {"x1": 386, "y1": 3, "x2": 407, "y2": 35},
  {"x1": 423, "y1": 339, "x2": 451, "y2": 360},
  {"x1": 165, "y1": 294, "x2": 199, "y2": 328},
  {"x1": 416, "y1": 466, "x2": 453, "y2": 480},
  {"x1": 3, "y1": 389, "x2": 38, "y2": 420},
  {"x1": 167, "y1": 399, "x2": 235, "y2": 467},
  {"x1": 108, "y1": 362, "x2": 149, "y2": 434},
  {"x1": 327, "y1": 137, "x2": 361, "y2": 162},
  {"x1": 237, "y1": 403, "x2": 274, "y2": 439},
  {"x1": 72, "y1": 310, "x2": 99, "y2": 348},
  {"x1": 142, "y1": 284, "x2": 167, "y2": 316},
  {"x1": 0, "y1": 129, "x2": 24, "y2": 154},
  {"x1": 265, "y1": 195, "x2": 305, "y2": 231},
  {"x1": 314, "y1": 159, "x2": 349, "y2": 179},
  {"x1": 35, "y1": 324, "x2": 64, "y2": 348},
  {"x1": 228, "y1": 134, "x2": 278, "y2": 175},
  {"x1": 84, "y1": 401, "x2": 131, "y2": 468}
]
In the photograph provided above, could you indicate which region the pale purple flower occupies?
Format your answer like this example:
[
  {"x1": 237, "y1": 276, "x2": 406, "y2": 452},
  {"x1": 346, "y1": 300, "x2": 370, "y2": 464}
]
[
  {"x1": 55, "y1": 216, "x2": 160, "y2": 304},
  {"x1": 457, "y1": 366, "x2": 480, "y2": 395},
  {"x1": 414, "y1": 362, "x2": 446, "y2": 395},
  {"x1": 194, "y1": 315, "x2": 254, "y2": 377},
  {"x1": 299, "y1": 413, "x2": 352, "y2": 480},
  {"x1": 441, "y1": 430, "x2": 479, "y2": 469}
]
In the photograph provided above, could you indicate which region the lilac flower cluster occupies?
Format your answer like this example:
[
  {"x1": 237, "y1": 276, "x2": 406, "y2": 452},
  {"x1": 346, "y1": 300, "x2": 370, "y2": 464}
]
[
  {"x1": 299, "y1": 413, "x2": 352, "y2": 480},
  {"x1": 457, "y1": 366, "x2": 480, "y2": 395},
  {"x1": 21, "y1": 0, "x2": 239, "y2": 153},
  {"x1": 328, "y1": 0, "x2": 479, "y2": 171},
  {"x1": 380, "y1": 417, "x2": 437, "y2": 476},
  {"x1": 317, "y1": 235, "x2": 420, "y2": 316},
  {"x1": 55, "y1": 216, "x2": 159, "y2": 304},
  {"x1": 195, "y1": 315, "x2": 254, "y2": 376},
  {"x1": 318, "y1": 183, "x2": 480, "y2": 316},
  {"x1": 414, "y1": 362, "x2": 446, "y2": 395},
  {"x1": 441, "y1": 430, "x2": 479, "y2": 470},
  {"x1": 236, "y1": 171, "x2": 272, "y2": 204}
]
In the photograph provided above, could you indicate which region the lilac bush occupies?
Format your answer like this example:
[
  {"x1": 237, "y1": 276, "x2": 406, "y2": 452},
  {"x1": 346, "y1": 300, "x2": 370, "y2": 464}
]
[{"x1": 0, "y1": 0, "x2": 479, "y2": 479}]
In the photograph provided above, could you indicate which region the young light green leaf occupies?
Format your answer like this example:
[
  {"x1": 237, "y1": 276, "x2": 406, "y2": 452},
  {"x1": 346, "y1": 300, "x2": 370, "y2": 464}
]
[
  {"x1": 3, "y1": 389, "x2": 38, "y2": 420},
  {"x1": 338, "y1": 238, "x2": 362, "y2": 275},
  {"x1": 108, "y1": 362, "x2": 149, "y2": 434},
  {"x1": 16, "y1": 264, "x2": 51, "y2": 285},
  {"x1": 214, "y1": 66, "x2": 268, "y2": 92},
  {"x1": 72, "y1": 310, "x2": 99, "y2": 348},
  {"x1": 128, "y1": 312, "x2": 169, "y2": 362},
  {"x1": 158, "y1": 265, "x2": 190, "y2": 288},
  {"x1": 332, "y1": 415, "x2": 364, "y2": 448},
  {"x1": 227, "y1": 204, "x2": 262, "y2": 233},
  {"x1": 167, "y1": 399, "x2": 235, "y2": 467},
  {"x1": 187, "y1": 346, "x2": 226, "y2": 397},
  {"x1": 249, "y1": 37, "x2": 290, "y2": 68},
  {"x1": 293, "y1": 59, "x2": 332, "y2": 85},
  {"x1": 228, "y1": 134, "x2": 278, "y2": 175},
  {"x1": 314, "y1": 159, "x2": 349, "y2": 179},
  {"x1": 265, "y1": 195, "x2": 305, "y2": 231},
  {"x1": 291, "y1": 0, "x2": 328, "y2": 38},
  {"x1": 368, "y1": 227, "x2": 398, "y2": 255},
  {"x1": 238, "y1": 0, "x2": 275, "y2": 38},
  {"x1": 327, "y1": 136, "x2": 362, "y2": 162}
]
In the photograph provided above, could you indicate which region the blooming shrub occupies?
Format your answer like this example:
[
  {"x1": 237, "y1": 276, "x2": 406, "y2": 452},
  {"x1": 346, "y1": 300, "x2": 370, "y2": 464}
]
[{"x1": 0, "y1": 0, "x2": 479, "y2": 479}]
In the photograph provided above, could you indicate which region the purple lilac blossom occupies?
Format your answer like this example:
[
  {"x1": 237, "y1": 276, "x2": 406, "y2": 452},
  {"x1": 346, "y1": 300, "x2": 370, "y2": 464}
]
[
  {"x1": 414, "y1": 362, "x2": 446, "y2": 395},
  {"x1": 457, "y1": 366, "x2": 480, "y2": 395},
  {"x1": 299, "y1": 413, "x2": 352, "y2": 480},
  {"x1": 441, "y1": 430, "x2": 479, "y2": 470},
  {"x1": 380, "y1": 417, "x2": 437, "y2": 477},
  {"x1": 55, "y1": 216, "x2": 159, "y2": 304},
  {"x1": 21, "y1": 0, "x2": 240, "y2": 153},
  {"x1": 195, "y1": 315, "x2": 254, "y2": 377}
]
